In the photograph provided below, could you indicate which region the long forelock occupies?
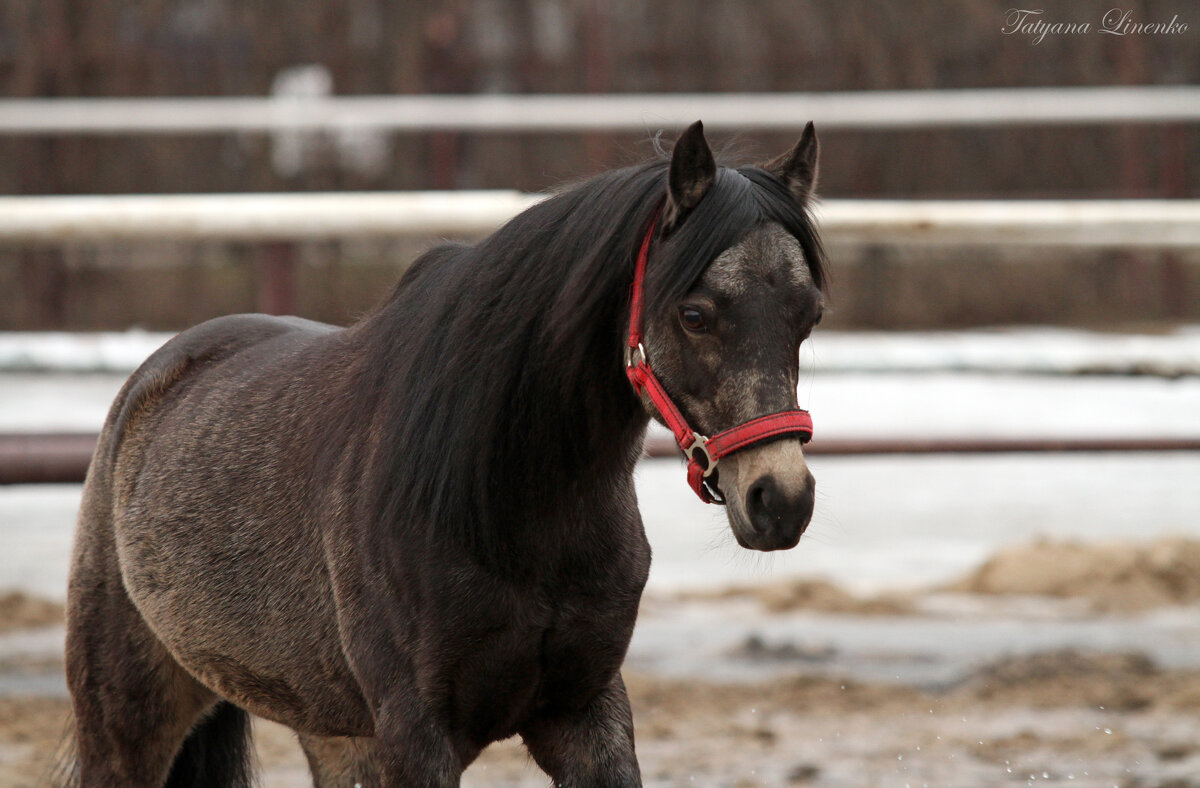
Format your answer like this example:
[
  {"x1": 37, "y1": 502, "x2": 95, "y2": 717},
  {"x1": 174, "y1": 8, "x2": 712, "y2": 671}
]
[
  {"x1": 645, "y1": 166, "x2": 827, "y2": 318},
  {"x1": 739, "y1": 166, "x2": 828, "y2": 293}
]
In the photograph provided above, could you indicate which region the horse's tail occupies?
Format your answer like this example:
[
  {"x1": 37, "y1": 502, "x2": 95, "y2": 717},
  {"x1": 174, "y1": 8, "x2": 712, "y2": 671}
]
[
  {"x1": 164, "y1": 702, "x2": 255, "y2": 788},
  {"x1": 52, "y1": 703, "x2": 256, "y2": 788},
  {"x1": 47, "y1": 718, "x2": 79, "y2": 788}
]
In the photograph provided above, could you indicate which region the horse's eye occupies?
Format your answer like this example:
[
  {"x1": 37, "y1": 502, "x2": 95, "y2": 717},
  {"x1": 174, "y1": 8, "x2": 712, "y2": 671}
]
[{"x1": 679, "y1": 306, "x2": 708, "y2": 333}]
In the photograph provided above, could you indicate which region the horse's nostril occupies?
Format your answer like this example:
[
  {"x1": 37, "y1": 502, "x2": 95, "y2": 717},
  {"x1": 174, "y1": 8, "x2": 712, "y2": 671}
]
[
  {"x1": 746, "y1": 477, "x2": 777, "y2": 533},
  {"x1": 745, "y1": 474, "x2": 814, "y2": 539}
]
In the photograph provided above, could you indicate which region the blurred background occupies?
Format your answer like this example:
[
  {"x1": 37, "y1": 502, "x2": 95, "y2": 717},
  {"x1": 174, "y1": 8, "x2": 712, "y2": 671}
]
[
  {"x1": 2, "y1": 2, "x2": 1200, "y2": 786},
  {"x1": 1, "y1": 0, "x2": 1199, "y2": 329}
]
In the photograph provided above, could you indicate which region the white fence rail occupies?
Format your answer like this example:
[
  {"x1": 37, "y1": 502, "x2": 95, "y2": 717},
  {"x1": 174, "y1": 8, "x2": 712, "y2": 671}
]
[
  {"x1": 0, "y1": 192, "x2": 539, "y2": 243},
  {"x1": 1, "y1": 87, "x2": 1198, "y2": 135},
  {"x1": 0, "y1": 192, "x2": 1198, "y2": 247}
]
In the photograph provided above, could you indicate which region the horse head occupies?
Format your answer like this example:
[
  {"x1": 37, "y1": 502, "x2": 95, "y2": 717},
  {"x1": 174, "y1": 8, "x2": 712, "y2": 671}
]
[{"x1": 637, "y1": 121, "x2": 825, "y2": 551}]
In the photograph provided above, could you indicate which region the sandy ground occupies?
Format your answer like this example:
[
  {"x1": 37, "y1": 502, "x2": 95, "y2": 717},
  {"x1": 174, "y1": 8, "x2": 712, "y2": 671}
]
[
  {"x1": 5, "y1": 654, "x2": 1200, "y2": 787},
  {"x1": 5, "y1": 540, "x2": 1200, "y2": 787}
]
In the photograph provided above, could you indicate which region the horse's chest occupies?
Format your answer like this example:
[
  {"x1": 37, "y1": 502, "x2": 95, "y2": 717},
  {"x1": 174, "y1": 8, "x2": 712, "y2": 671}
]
[
  {"x1": 445, "y1": 587, "x2": 641, "y2": 743},
  {"x1": 428, "y1": 526, "x2": 650, "y2": 743},
  {"x1": 540, "y1": 598, "x2": 637, "y2": 685}
]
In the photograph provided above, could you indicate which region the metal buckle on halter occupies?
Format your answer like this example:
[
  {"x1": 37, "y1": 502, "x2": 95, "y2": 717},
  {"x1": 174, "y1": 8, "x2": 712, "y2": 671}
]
[
  {"x1": 624, "y1": 342, "x2": 646, "y2": 370},
  {"x1": 685, "y1": 432, "x2": 717, "y2": 478},
  {"x1": 685, "y1": 433, "x2": 725, "y2": 505},
  {"x1": 703, "y1": 478, "x2": 726, "y2": 505}
]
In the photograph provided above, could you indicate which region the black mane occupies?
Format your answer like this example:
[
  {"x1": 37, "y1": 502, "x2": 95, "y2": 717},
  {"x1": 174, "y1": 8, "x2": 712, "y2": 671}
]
[{"x1": 353, "y1": 158, "x2": 827, "y2": 562}]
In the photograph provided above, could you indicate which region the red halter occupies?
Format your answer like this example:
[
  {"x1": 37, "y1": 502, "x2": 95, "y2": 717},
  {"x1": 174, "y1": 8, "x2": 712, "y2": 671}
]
[{"x1": 625, "y1": 215, "x2": 814, "y2": 504}]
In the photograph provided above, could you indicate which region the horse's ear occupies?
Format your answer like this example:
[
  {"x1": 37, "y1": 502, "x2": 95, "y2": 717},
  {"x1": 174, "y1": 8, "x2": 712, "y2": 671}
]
[
  {"x1": 764, "y1": 121, "x2": 819, "y2": 204},
  {"x1": 663, "y1": 120, "x2": 716, "y2": 234}
]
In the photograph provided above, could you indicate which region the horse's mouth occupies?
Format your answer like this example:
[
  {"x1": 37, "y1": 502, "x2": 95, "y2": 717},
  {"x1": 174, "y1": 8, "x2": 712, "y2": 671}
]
[{"x1": 726, "y1": 503, "x2": 808, "y2": 552}]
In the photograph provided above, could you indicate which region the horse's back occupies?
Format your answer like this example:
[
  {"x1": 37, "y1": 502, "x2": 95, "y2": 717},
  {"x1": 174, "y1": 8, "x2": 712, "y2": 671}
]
[
  {"x1": 72, "y1": 312, "x2": 372, "y2": 735},
  {"x1": 112, "y1": 313, "x2": 331, "y2": 442}
]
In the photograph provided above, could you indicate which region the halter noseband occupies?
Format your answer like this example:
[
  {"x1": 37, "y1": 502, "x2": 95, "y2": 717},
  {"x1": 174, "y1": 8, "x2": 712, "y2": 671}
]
[{"x1": 625, "y1": 214, "x2": 814, "y2": 504}]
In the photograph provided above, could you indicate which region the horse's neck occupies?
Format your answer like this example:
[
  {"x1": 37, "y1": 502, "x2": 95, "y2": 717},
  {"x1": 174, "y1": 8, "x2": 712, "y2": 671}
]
[
  {"x1": 351, "y1": 273, "x2": 650, "y2": 562},
  {"x1": 500, "y1": 354, "x2": 648, "y2": 514}
]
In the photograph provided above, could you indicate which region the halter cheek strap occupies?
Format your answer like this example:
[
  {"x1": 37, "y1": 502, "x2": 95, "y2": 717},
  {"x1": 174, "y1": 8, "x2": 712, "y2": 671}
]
[{"x1": 625, "y1": 214, "x2": 814, "y2": 504}]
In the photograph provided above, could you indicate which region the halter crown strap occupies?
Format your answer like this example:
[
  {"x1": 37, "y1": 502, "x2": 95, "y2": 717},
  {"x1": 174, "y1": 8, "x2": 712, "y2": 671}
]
[
  {"x1": 625, "y1": 213, "x2": 814, "y2": 504},
  {"x1": 626, "y1": 215, "x2": 655, "y2": 354}
]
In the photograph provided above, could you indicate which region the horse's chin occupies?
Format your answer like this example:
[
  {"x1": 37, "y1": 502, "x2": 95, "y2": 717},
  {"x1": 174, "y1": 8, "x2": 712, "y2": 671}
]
[{"x1": 725, "y1": 506, "x2": 804, "y2": 552}]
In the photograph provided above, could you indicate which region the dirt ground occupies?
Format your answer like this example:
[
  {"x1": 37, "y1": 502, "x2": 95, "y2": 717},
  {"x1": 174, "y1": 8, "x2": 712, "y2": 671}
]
[
  {"x1": 5, "y1": 655, "x2": 1200, "y2": 787},
  {"x1": 5, "y1": 539, "x2": 1200, "y2": 787}
]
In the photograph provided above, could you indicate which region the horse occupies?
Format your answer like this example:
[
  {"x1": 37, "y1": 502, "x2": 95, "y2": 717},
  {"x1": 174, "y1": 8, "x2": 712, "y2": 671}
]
[{"x1": 63, "y1": 120, "x2": 828, "y2": 787}]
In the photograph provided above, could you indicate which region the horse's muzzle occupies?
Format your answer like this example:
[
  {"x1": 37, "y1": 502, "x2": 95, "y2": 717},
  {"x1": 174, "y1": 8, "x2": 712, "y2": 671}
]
[
  {"x1": 720, "y1": 439, "x2": 815, "y2": 552},
  {"x1": 734, "y1": 471, "x2": 815, "y2": 551}
]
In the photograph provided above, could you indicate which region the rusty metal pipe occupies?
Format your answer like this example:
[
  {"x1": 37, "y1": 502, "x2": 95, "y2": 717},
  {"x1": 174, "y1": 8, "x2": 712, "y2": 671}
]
[
  {"x1": 0, "y1": 433, "x2": 97, "y2": 485},
  {"x1": 642, "y1": 433, "x2": 1200, "y2": 460},
  {"x1": 3, "y1": 432, "x2": 1200, "y2": 485}
]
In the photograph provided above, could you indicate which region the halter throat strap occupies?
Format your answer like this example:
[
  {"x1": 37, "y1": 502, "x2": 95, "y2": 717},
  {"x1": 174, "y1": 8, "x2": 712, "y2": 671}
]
[{"x1": 624, "y1": 214, "x2": 814, "y2": 504}]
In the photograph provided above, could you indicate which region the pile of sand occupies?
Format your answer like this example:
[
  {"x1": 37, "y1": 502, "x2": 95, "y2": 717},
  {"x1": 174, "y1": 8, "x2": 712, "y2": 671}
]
[
  {"x1": 945, "y1": 537, "x2": 1200, "y2": 612},
  {"x1": 0, "y1": 592, "x2": 64, "y2": 633},
  {"x1": 677, "y1": 578, "x2": 913, "y2": 616},
  {"x1": 674, "y1": 538, "x2": 1200, "y2": 617},
  {"x1": 751, "y1": 579, "x2": 913, "y2": 615},
  {"x1": 952, "y1": 649, "x2": 1163, "y2": 711}
]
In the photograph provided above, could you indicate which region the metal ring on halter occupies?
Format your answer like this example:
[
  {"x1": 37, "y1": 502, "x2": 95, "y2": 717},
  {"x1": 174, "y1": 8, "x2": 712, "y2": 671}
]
[
  {"x1": 624, "y1": 342, "x2": 646, "y2": 369},
  {"x1": 685, "y1": 433, "x2": 717, "y2": 478},
  {"x1": 703, "y1": 478, "x2": 726, "y2": 505}
]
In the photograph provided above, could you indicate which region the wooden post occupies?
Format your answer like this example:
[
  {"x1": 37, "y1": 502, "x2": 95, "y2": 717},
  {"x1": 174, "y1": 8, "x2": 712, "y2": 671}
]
[{"x1": 256, "y1": 241, "x2": 297, "y2": 316}]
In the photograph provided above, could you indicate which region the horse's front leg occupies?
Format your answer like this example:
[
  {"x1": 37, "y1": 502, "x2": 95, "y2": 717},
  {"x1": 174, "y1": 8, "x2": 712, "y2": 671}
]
[
  {"x1": 372, "y1": 693, "x2": 465, "y2": 787},
  {"x1": 298, "y1": 732, "x2": 380, "y2": 788},
  {"x1": 520, "y1": 673, "x2": 642, "y2": 788}
]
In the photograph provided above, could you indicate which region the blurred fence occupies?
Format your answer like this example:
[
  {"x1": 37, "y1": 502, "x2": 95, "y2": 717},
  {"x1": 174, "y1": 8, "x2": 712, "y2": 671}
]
[
  {"x1": 2, "y1": 87, "x2": 1199, "y2": 134},
  {"x1": 3, "y1": 192, "x2": 1197, "y2": 317},
  {"x1": 3, "y1": 192, "x2": 1199, "y2": 245},
  {"x1": 3, "y1": 190, "x2": 1200, "y2": 483},
  {"x1": 5, "y1": 86, "x2": 1198, "y2": 330},
  {"x1": 4, "y1": 87, "x2": 1200, "y2": 480}
]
